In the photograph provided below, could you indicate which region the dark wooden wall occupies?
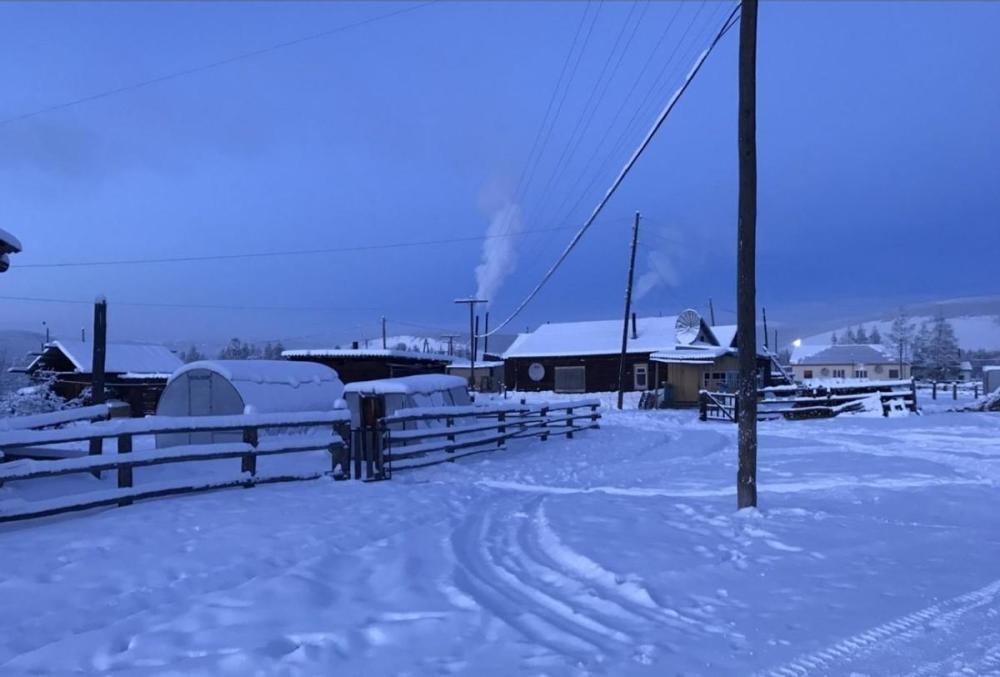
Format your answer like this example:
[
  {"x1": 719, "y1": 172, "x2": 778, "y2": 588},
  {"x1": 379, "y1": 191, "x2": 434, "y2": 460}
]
[{"x1": 505, "y1": 353, "x2": 654, "y2": 393}]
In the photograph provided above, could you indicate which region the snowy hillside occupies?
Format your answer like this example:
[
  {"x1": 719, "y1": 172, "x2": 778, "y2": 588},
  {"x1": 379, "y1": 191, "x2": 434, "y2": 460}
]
[
  {"x1": 805, "y1": 314, "x2": 1000, "y2": 351},
  {"x1": 0, "y1": 398, "x2": 998, "y2": 674}
]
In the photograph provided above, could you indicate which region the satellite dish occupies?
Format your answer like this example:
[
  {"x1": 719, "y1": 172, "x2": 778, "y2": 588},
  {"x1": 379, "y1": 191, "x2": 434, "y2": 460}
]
[
  {"x1": 675, "y1": 309, "x2": 702, "y2": 345},
  {"x1": 528, "y1": 362, "x2": 545, "y2": 382}
]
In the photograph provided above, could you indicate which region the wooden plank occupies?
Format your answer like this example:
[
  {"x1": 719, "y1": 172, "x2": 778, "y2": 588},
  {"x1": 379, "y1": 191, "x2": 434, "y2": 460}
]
[
  {"x1": 0, "y1": 436, "x2": 344, "y2": 483},
  {"x1": 0, "y1": 410, "x2": 350, "y2": 450}
]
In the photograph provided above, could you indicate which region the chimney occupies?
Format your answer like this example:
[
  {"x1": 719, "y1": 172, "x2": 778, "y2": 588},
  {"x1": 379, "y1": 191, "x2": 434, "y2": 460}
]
[
  {"x1": 351, "y1": 340, "x2": 359, "y2": 349},
  {"x1": 631, "y1": 313, "x2": 638, "y2": 340}
]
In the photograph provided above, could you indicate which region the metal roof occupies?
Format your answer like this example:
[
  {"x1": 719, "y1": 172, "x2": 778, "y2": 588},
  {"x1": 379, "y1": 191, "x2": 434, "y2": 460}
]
[{"x1": 792, "y1": 344, "x2": 900, "y2": 366}]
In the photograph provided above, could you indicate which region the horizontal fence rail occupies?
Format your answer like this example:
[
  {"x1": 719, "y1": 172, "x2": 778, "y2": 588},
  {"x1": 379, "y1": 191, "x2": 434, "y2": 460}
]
[
  {"x1": 0, "y1": 409, "x2": 351, "y2": 523},
  {"x1": 372, "y1": 400, "x2": 602, "y2": 476}
]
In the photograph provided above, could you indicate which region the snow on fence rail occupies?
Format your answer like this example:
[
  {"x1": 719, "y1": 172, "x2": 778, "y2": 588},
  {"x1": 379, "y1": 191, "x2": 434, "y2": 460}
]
[
  {"x1": 699, "y1": 379, "x2": 919, "y2": 422},
  {"x1": 362, "y1": 399, "x2": 602, "y2": 478},
  {"x1": 0, "y1": 410, "x2": 351, "y2": 523},
  {"x1": 0, "y1": 401, "x2": 130, "y2": 433}
]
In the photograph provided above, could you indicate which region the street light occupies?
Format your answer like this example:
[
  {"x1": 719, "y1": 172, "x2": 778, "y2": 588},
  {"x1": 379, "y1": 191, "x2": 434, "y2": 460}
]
[{"x1": 0, "y1": 226, "x2": 22, "y2": 273}]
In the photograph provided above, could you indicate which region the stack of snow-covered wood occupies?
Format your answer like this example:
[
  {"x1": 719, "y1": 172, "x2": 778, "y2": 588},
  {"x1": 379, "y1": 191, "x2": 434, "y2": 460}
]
[{"x1": 759, "y1": 379, "x2": 917, "y2": 419}]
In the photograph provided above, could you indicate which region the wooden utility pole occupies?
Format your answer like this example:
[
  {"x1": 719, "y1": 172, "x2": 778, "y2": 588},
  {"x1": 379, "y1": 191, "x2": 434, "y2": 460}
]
[
  {"x1": 381, "y1": 316, "x2": 387, "y2": 349},
  {"x1": 617, "y1": 212, "x2": 641, "y2": 410},
  {"x1": 709, "y1": 298, "x2": 716, "y2": 326},
  {"x1": 483, "y1": 312, "x2": 490, "y2": 358},
  {"x1": 762, "y1": 306, "x2": 769, "y2": 350},
  {"x1": 454, "y1": 298, "x2": 486, "y2": 389},
  {"x1": 91, "y1": 298, "x2": 107, "y2": 405},
  {"x1": 89, "y1": 298, "x2": 108, "y2": 465},
  {"x1": 736, "y1": 0, "x2": 759, "y2": 510}
]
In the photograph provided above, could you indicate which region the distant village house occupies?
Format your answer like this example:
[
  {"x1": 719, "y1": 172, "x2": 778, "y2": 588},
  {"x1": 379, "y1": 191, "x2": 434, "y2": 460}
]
[
  {"x1": 282, "y1": 345, "x2": 451, "y2": 384},
  {"x1": 13, "y1": 340, "x2": 183, "y2": 416},
  {"x1": 502, "y1": 312, "x2": 771, "y2": 406},
  {"x1": 790, "y1": 344, "x2": 910, "y2": 382}
]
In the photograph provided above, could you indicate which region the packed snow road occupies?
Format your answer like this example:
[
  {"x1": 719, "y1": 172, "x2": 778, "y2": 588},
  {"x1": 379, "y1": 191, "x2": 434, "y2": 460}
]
[{"x1": 1, "y1": 405, "x2": 998, "y2": 676}]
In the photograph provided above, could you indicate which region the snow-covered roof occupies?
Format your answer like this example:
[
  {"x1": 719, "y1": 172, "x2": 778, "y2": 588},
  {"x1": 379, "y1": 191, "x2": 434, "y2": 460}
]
[
  {"x1": 984, "y1": 365, "x2": 1000, "y2": 373},
  {"x1": 0, "y1": 226, "x2": 22, "y2": 253},
  {"x1": 445, "y1": 360, "x2": 504, "y2": 370},
  {"x1": 791, "y1": 344, "x2": 899, "y2": 366},
  {"x1": 165, "y1": 360, "x2": 345, "y2": 415},
  {"x1": 282, "y1": 348, "x2": 451, "y2": 362},
  {"x1": 343, "y1": 374, "x2": 467, "y2": 396},
  {"x1": 960, "y1": 361, "x2": 973, "y2": 371},
  {"x1": 503, "y1": 315, "x2": 725, "y2": 359},
  {"x1": 650, "y1": 346, "x2": 732, "y2": 364},
  {"x1": 28, "y1": 340, "x2": 182, "y2": 376},
  {"x1": 709, "y1": 325, "x2": 737, "y2": 348}
]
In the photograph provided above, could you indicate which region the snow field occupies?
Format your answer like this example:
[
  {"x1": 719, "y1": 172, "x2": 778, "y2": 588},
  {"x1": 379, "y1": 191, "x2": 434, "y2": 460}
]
[{"x1": 0, "y1": 403, "x2": 998, "y2": 675}]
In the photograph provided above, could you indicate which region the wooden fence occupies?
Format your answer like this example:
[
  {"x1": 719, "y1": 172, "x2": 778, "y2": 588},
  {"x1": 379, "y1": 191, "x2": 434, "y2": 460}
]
[
  {"x1": 0, "y1": 410, "x2": 350, "y2": 523},
  {"x1": 358, "y1": 399, "x2": 602, "y2": 479},
  {"x1": 700, "y1": 379, "x2": 919, "y2": 422}
]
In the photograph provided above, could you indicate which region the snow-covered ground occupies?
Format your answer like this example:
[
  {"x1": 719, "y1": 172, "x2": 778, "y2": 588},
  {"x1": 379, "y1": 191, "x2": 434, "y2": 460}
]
[{"x1": 1, "y1": 402, "x2": 999, "y2": 676}]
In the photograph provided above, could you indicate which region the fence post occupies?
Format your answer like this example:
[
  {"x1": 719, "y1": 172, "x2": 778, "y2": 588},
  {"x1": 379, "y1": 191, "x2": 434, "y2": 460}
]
[
  {"x1": 117, "y1": 433, "x2": 133, "y2": 507},
  {"x1": 241, "y1": 426, "x2": 258, "y2": 483},
  {"x1": 541, "y1": 406, "x2": 549, "y2": 441},
  {"x1": 911, "y1": 379, "x2": 918, "y2": 412},
  {"x1": 332, "y1": 421, "x2": 350, "y2": 479},
  {"x1": 446, "y1": 416, "x2": 455, "y2": 444},
  {"x1": 566, "y1": 407, "x2": 574, "y2": 439},
  {"x1": 497, "y1": 411, "x2": 506, "y2": 447},
  {"x1": 952, "y1": 383, "x2": 957, "y2": 400},
  {"x1": 975, "y1": 384, "x2": 979, "y2": 399},
  {"x1": 733, "y1": 395, "x2": 740, "y2": 424},
  {"x1": 590, "y1": 404, "x2": 599, "y2": 428},
  {"x1": 699, "y1": 392, "x2": 707, "y2": 421},
  {"x1": 89, "y1": 436, "x2": 103, "y2": 479},
  {"x1": 932, "y1": 381, "x2": 937, "y2": 400}
]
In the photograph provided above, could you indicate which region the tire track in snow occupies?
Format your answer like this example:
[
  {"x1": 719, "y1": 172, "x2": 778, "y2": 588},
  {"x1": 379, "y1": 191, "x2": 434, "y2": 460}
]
[
  {"x1": 756, "y1": 578, "x2": 1000, "y2": 677},
  {"x1": 451, "y1": 495, "x2": 654, "y2": 661},
  {"x1": 526, "y1": 499, "x2": 732, "y2": 638}
]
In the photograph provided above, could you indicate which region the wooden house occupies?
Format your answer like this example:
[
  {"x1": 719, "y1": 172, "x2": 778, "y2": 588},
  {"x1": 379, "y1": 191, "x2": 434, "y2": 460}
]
[
  {"x1": 502, "y1": 312, "x2": 769, "y2": 406},
  {"x1": 444, "y1": 354, "x2": 505, "y2": 392},
  {"x1": 281, "y1": 346, "x2": 451, "y2": 384},
  {"x1": 15, "y1": 340, "x2": 183, "y2": 416}
]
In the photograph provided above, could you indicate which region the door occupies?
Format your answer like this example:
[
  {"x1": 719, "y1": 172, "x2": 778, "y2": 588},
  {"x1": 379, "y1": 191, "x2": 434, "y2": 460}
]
[{"x1": 634, "y1": 364, "x2": 649, "y2": 391}]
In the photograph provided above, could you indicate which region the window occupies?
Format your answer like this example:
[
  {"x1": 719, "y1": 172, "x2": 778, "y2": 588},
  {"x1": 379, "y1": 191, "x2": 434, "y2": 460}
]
[
  {"x1": 832, "y1": 369, "x2": 846, "y2": 379},
  {"x1": 634, "y1": 364, "x2": 648, "y2": 390},
  {"x1": 803, "y1": 370, "x2": 813, "y2": 379},
  {"x1": 889, "y1": 369, "x2": 899, "y2": 379},
  {"x1": 854, "y1": 369, "x2": 868, "y2": 378},
  {"x1": 554, "y1": 366, "x2": 586, "y2": 393}
]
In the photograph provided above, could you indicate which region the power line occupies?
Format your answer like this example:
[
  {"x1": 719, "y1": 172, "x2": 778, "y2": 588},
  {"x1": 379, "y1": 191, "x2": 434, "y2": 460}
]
[
  {"x1": 0, "y1": 2, "x2": 435, "y2": 128},
  {"x1": 15, "y1": 225, "x2": 573, "y2": 270},
  {"x1": 480, "y1": 4, "x2": 741, "y2": 338},
  {"x1": 0, "y1": 294, "x2": 380, "y2": 313}
]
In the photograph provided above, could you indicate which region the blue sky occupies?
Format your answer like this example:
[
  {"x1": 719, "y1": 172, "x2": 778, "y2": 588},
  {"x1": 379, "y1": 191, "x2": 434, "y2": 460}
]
[{"x1": 1, "y1": 1, "x2": 997, "y2": 346}]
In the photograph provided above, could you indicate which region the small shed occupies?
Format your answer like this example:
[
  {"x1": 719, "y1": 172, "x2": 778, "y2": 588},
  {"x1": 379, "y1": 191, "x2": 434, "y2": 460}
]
[
  {"x1": 984, "y1": 366, "x2": 1000, "y2": 396},
  {"x1": 342, "y1": 374, "x2": 471, "y2": 429},
  {"x1": 445, "y1": 356, "x2": 505, "y2": 392},
  {"x1": 156, "y1": 360, "x2": 344, "y2": 447},
  {"x1": 282, "y1": 347, "x2": 451, "y2": 384}
]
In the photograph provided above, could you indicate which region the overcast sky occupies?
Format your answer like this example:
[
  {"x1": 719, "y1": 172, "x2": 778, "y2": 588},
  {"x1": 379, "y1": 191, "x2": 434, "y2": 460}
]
[{"x1": 1, "y1": 1, "x2": 997, "y2": 347}]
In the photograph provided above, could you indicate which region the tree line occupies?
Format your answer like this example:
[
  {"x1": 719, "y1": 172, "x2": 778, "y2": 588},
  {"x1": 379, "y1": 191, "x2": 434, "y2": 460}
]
[{"x1": 179, "y1": 338, "x2": 286, "y2": 363}]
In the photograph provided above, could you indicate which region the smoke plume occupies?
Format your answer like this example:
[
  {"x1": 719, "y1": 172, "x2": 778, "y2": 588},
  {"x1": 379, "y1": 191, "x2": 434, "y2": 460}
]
[
  {"x1": 474, "y1": 202, "x2": 523, "y2": 303},
  {"x1": 634, "y1": 226, "x2": 682, "y2": 301}
]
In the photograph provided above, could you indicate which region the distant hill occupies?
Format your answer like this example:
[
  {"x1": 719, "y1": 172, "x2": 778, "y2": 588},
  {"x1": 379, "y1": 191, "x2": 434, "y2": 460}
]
[
  {"x1": 0, "y1": 330, "x2": 44, "y2": 394},
  {"x1": 803, "y1": 300, "x2": 1000, "y2": 351}
]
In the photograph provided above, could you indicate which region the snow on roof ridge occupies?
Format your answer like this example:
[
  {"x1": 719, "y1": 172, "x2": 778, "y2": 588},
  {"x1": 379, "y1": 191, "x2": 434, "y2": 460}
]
[
  {"x1": 168, "y1": 359, "x2": 340, "y2": 387},
  {"x1": 503, "y1": 315, "x2": 710, "y2": 358},
  {"x1": 282, "y1": 347, "x2": 451, "y2": 361},
  {"x1": 42, "y1": 339, "x2": 183, "y2": 375},
  {"x1": 343, "y1": 374, "x2": 468, "y2": 395}
]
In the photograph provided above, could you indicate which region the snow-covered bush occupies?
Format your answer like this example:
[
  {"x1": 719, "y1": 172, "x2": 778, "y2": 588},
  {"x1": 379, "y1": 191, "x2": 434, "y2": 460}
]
[{"x1": 0, "y1": 376, "x2": 88, "y2": 417}]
